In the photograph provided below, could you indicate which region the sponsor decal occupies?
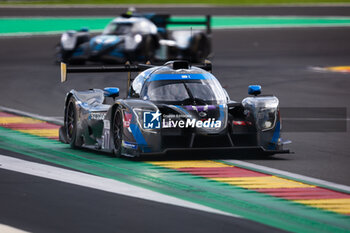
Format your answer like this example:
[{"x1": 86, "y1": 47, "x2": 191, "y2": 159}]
[
  {"x1": 162, "y1": 118, "x2": 221, "y2": 129},
  {"x1": 142, "y1": 111, "x2": 222, "y2": 129},
  {"x1": 89, "y1": 112, "x2": 106, "y2": 120},
  {"x1": 143, "y1": 111, "x2": 161, "y2": 129},
  {"x1": 103, "y1": 120, "x2": 110, "y2": 130},
  {"x1": 123, "y1": 112, "x2": 132, "y2": 128},
  {"x1": 122, "y1": 141, "x2": 138, "y2": 149}
]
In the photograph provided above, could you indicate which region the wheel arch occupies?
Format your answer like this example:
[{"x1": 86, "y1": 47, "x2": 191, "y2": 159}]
[
  {"x1": 64, "y1": 92, "x2": 74, "y2": 125},
  {"x1": 108, "y1": 102, "x2": 126, "y2": 139},
  {"x1": 64, "y1": 92, "x2": 84, "y2": 148}
]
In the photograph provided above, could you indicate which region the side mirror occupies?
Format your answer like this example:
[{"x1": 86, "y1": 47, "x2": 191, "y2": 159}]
[
  {"x1": 223, "y1": 88, "x2": 230, "y2": 101},
  {"x1": 248, "y1": 85, "x2": 261, "y2": 96},
  {"x1": 104, "y1": 87, "x2": 119, "y2": 98}
]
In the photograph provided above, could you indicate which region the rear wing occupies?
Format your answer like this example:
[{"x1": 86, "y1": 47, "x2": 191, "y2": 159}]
[
  {"x1": 122, "y1": 13, "x2": 211, "y2": 35},
  {"x1": 60, "y1": 62, "x2": 142, "y2": 83},
  {"x1": 61, "y1": 62, "x2": 148, "y2": 97},
  {"x1": 60, "y1": 60, "x2": 212, "y2": 96},
  {"x1": 60, "y1": 60, "x2": 212, "y2": 83},
  {"x1": 166, "y1": 15, "x2": 211, "y2": 35}
]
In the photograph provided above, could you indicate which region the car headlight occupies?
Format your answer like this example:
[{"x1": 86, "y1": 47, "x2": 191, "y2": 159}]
[
  {"x1": 125, "y1": 34, "x2": 142, "y2": 50},
  {"x1": 61, "y1": 31, "x2": 76, "y2": 50},
  {"x1": 134, "y1": 34, "x2": 142, "y2": 43},
  {"x1": 242, "y1": 96, "x2": 279, "y2": 131},
  {"x1": 256, "y1": 107, "x2": 277, "y2": 130},
  {"x1": 132, "y1": 108, "x2": 145, "y2": 125}
]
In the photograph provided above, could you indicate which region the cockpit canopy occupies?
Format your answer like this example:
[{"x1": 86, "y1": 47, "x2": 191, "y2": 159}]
[
  {"x1": 103, "y1": 17, "x2": 157, "y2": 36},
  {"x1": 142, "y1": 79, "x2": 227, "y2": 105},
  {"x1": 130, "y1": 66, "x2": 227, "y2": 105}
]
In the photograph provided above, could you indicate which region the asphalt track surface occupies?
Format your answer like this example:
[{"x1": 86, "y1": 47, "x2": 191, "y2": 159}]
[
  {"x1": 0, "y1": 150, "x2": 284, "y2": 233},
  {"x1": 0, "y1": 6, "x2": 350, "y2": 233}
]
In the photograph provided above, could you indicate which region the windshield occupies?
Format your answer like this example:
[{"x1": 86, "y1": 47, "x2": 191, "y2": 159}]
[
  {"x1": 141, "y1": 79, "x2": 227, "y2": 104},
  {"x1": 103, "y1": 22, "x2": 132, "y2": 35}
]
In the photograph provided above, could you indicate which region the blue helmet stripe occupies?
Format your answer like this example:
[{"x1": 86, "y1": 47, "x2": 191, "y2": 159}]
[{"x1": 147, "y1": 73, "x2": 214, "y2": 82}]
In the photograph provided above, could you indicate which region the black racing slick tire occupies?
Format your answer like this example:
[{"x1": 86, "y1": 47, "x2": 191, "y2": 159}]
[
  {"x1": 65, "y1": 98, "x2": 83, "y2": 148},
  {"x1": 112, "y1": 108, "x2": 123, "y2": 157},
  {"x1": 54, "y1": 44, "x2": 63, "y2": 64},
  {"x1": 190, "y1": 34, "x2": 210, "y2": 63},
  {"x1": 143, "y1": 35, "x2": 157, "y2": 62}
]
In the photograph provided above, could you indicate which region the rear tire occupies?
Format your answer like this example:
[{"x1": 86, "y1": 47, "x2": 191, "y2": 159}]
[
  {"x1": 189, "y1": 34, "x2": 210, "y2": 63},
  {"x1": 113, "y1": 108, "x2": 123, "y2": 157},
  {"x1": 143, "y1": 35, "x2": 156, "y2": 62},
  {"x1": 65, "y1": 98, "x2": 83, "y2": 148},
  {"x1": 54, "y1": 44, "x2": 63, "y2": 64}
]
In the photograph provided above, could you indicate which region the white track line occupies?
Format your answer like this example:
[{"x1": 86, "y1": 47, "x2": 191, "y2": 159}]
[
  {"x1": 223, "y1": 160, "x2": 350, "y2": 193},
  {"x1": 0, "y1": 29, "x2": 103, "y2": 38},
  {"x1": 0, "y1": 4, "x2": 214, "y2": 8},
  {"x1": 0, "y1": 224, "x2": 28, "y2": 233},
  {"x1": 0, "y1": 106, "x2": 63, "y2": 125},
  {"x1": 1, "y1": 4, "x2": 350, "y2": 8},
  {"x1": 0, "y1": 154, "x2": 239, "y2": 218}
]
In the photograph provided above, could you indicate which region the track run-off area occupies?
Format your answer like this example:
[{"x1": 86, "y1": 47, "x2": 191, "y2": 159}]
[
  {"x1": 1, "y1": 16, "x2": 350, "y2": 36},
  {"x1": 0, "y1": 110, "x2": 350, "y2": 232}
]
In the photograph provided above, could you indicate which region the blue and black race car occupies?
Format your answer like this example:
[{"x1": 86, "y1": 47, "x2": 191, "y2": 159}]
[
  {"x1": 56, "y1": 12, "x2": 211, "y2": 64},
  {"x1": 59, "y1": 60, "x2": 290, "y2": 157}
]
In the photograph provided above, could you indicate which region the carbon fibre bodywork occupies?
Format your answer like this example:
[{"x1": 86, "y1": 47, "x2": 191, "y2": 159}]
[{"x1": 59, "y1": 61, "x2": 290, "y2": 157}]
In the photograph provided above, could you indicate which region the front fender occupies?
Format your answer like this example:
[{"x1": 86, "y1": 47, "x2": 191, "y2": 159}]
[
  {"x1": 64, "y1": 89, "x2": 106, "y2": 144},
  {"x1": 105, "y1": 99, "x2": 161, "y2": 155}
]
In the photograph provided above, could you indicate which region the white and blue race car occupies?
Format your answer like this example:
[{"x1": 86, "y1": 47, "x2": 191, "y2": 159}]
[
  {"x1": 56, "y1": 13, "x2": 211, "y2": 65},
  {"x1": 59, "y1": 60, "x2": 290, "y2": 157}
]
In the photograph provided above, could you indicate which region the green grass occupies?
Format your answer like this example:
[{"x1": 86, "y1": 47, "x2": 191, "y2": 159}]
[{"x1": 1, "y1": 0, "x2": 350, "y2": 5}]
